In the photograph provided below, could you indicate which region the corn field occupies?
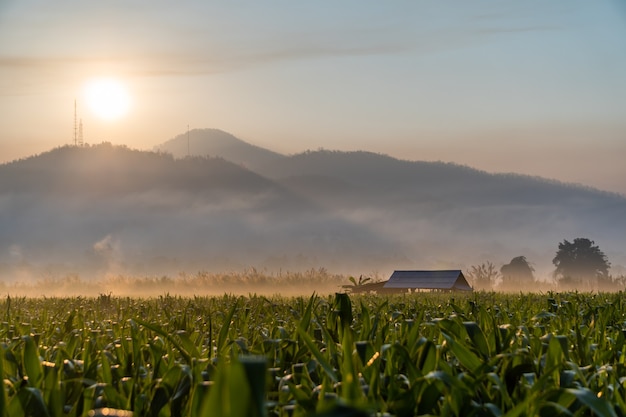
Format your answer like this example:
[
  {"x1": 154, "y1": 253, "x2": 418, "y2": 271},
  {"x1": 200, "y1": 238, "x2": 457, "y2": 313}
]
[{"x1": 2, "y1": 291, "x2": 626, "y2": 416}]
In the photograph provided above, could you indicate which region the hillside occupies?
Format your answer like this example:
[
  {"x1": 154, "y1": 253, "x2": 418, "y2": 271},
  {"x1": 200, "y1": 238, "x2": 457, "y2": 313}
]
[
  {"x1": 153, "y1": 130, "x2": 626, "y2": 277},
  {"x1": 0, "y1": 144, "x2": 400, "y2": 278},
  {"x1": 2, "y1": 135, "x2": 625, "y2": 280},
  {"x1": 291, "y1": 150, "x2": 626, "y2": 268},
  {"x1": 1, "y1": 143, "x2": 280, "y2": 198}
]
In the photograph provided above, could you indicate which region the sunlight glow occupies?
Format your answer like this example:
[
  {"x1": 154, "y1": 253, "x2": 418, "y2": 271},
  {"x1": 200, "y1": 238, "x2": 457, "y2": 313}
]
[{"x1": 84, "y1": 78, "x2": 131, "y2": 121}]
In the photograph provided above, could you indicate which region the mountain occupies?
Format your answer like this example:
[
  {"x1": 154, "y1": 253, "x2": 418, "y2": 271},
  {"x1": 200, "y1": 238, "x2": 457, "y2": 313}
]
[
  {"x1": 257, "y1": 149, "x2": 607, "y2": 202},
  {"x1": 154, "y1": 128, "x2": 285, "y2": 172},
  {"x1": 0, "y1": 144, "x2": 402, "y2": 278},
  {"x1": 2, "y1": 132, "x2": 625, "y2": 281},
  {"x1": 1, "y1": 142, "x2": 280, "y2": 198},
  {"x1": 261, "y1": 150, "x2": 626, "y2": 274},
  {"x1": 151, "y1": 130, "x2": 626, "y2": 278}
]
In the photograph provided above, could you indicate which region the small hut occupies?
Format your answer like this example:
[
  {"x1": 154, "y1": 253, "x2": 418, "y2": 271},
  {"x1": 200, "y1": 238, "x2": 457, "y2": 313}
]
[
  {"x1": 383, "y1": 270, "x2": 472, "y2": 292},
  {"x1": 346, "y1": 270, "x2": 472, "y2": 294}
]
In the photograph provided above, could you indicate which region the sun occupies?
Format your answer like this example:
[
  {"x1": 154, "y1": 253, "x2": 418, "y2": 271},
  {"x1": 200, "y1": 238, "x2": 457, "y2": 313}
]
[{"x1": 83, "y1": 78, "x2": 131, "y2": 121}]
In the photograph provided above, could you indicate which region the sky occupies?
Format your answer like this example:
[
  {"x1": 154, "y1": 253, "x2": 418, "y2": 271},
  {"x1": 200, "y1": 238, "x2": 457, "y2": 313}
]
[{"x1": 1, "y1": 0, "x2": 625, "y2": 195}]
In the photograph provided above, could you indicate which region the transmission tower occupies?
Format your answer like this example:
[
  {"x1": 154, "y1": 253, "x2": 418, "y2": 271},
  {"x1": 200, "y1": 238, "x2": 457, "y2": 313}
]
[
  {"x1": 78, "y1": 119, "x2": 84, "y2": 146},
  {"x1": 74, "y1": 100, "x2": 78, "y2": 146},
  {"x1": 73, "y1": 99, "x2": 84, "y2": 146}
]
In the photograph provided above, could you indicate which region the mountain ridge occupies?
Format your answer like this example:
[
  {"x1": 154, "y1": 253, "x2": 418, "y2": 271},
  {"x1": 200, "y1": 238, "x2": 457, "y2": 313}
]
[
  {"x1": 1, "y1": 131, "x2": 625, "y2": 279},
  {"x1": 154, "y1": 128, "x2": 285, "y2": 172},
  {"x1": 0, "y1": 143, "x2": 403, "y2": 277},
  {"x1": 154, "y1": 128, "x2": 622, "y2": 199}
]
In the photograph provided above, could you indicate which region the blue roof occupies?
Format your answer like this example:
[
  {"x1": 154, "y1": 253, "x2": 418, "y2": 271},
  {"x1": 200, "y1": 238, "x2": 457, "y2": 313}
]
[{"x1": 383, "y1": 270, "x2": 472, "y2": 291}]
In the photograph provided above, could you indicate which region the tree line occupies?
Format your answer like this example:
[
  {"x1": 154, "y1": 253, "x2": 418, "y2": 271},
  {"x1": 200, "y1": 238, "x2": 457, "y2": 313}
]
[{"x1": 467, "y1": 237, "x2": 619, "y2": 291}]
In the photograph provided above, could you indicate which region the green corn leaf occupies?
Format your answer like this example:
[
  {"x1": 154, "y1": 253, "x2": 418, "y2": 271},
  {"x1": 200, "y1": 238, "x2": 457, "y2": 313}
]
[
  {"x1": 555, "y1": 335, "x2": 570, "y2": 361},
  {"x1": 358, "y1": 301, "x2": 371, "y2": 341},
  {"x1": 484, "y1": 403, "x2": 503, "y2": 417},
  {"x1": 416, "y1": 381, "x2": 443, "y2": 415},
  {"x1": 133, "y1": 319, "x2": 193, "y2": 365},
  {"x1": 296, "y1": 327, "x2": 338, "y2": 384},
  {"x1": 0, "y1": 346, "x2": 6, "y2": 417},
  {"x1": 63, "y1": 310, "x2": 76, "y2": 335},
  {"x1": 339, "y1": 327, "x2": 361, "y2": 403},
  {"x1": 172, "y1": 330, "x2": 202, "y2": 359},
  {"x1": 102, "y1": 384, "x2": 131, "y2": 410},
  {"x1": 544, "y1": 336, "x2": 565, "y2": 377},
  {"x1": 417, "y1": 339, "x2": 438, "y2": 374},
  {"x1": 487, "y1": 372, "x2": 513, "y2": 409},
  {"x1": 564, "y1": 388, "x2": 618, "y2": 417},
  {"x1": 286, "y1": 379, "x2": 317, "y2": 411},
  {"x1": 297, "y1": 293, "x2": 317, "y2": 334},
  {"x1": 41, "y1": 360, "x2": 62, "y2": 417},
  {"x1": 23, "y1": 335, "x2": 43, "y2": 388},
  {"x1": 100, "y1": 351, "x2": 113, "y2": 385},
  {"x1": 190, "y1": 382, "x2": 211, "y2": 417},
  {"x1": 316, "y1": 313, "x2": 339, "y2": 361},
  {"x1": 141, "y1": 357, "x2": 185, "y2": 415},
  {"x1": 171, "y1": 367, "x2": 192, "y2": 403},
  {"x1": 500, "y1": 394, "x2": 533, "y2": 417},
  {"x1": 423, "y1": 370, "x2": 467, "y2": 391},
  {"x1": 201, "y1": 369, "x2": 224, "y2": 416},
  {"x1": 218, "y1": 300, "x2": 239, "y2": 356},
  {"x1": 463, "y1": 321, "x2": 491, "y2": 358},
  {"x1": 240, "y1": 356, "x2": 268, "y2": 417},
  {"x1": 201, "y1": 358, "x2": 253, "y2": 417},
  {"x1": 148, "y1": 386, "x2": 169, "y2": 417},
  {"x1": 160, "y1": 365, "x2": 185, "y2": 392},
  {"x1": 435, "y1": 318, "x2": 463, "y2": 339},
  {"x1": 8, "y1": 387, "x2": 51, "y2": 417},
  {"x1": 334, "y1": 293, "x2": 353, "y2": 330},
  {"x1": 441, "y1": 332, "x2": 483, "y2": 374},
  {"x1": 540, "y1": 401, "x2": 574, "y2": 416}
]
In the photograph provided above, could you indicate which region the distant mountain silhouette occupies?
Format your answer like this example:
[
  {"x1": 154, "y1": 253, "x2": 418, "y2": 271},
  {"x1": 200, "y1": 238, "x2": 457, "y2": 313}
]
[
  {"x1": 0, "y1": 143, "x2": 401, "y2": 278},
  {"x1": 155, "y1": 128, "x2": 285, "y2": 172},
  {"x1": 0, "y1": 143, "x2": 279, "y2": 198},
  {"x1": 262, "y1": 149, "x2": 626, "y2": 270},
  {"x1": 151, "y1": 129, "x2": 626, "y2": 277},
  {"x1": 259, "y1": 149, "x2": 621, "y2": 207},
  {"x1": 2, "y1": 134, "x2": 625, "y2": 280}
]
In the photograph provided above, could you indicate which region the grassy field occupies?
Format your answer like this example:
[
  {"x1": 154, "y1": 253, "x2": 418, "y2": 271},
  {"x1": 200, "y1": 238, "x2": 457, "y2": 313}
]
[{"x1": 1, "y1": 290, "x2": 625, "y2": 416}]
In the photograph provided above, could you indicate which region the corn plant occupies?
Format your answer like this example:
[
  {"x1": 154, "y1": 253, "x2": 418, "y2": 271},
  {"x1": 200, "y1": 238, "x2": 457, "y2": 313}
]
[{"x1": 1, "y1": 292, "x2": 626, "y2": 416}]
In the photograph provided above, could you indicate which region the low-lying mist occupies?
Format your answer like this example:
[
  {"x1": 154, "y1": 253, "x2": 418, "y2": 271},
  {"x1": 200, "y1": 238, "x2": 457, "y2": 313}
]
[
  {"x1": 1, "y1": 143, "x2": 625, "y2": 291},
  {"x1": 0, "y1": 269, "x2": 352, "y2": 298}
]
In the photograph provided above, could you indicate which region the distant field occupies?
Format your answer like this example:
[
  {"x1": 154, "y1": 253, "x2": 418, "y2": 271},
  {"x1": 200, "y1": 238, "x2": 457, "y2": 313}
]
[
  {"x1": 1, "y1": 291, "x2": 625, "y2": 416},
  {"x1": 0, "y1": 268, "x2": 350, "y2": 298}
]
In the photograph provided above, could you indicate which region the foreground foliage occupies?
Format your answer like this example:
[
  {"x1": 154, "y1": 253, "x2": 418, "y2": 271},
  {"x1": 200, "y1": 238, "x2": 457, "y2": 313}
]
[{"x1": 2, "y1": 291, "x2": 626, "y2": 416}]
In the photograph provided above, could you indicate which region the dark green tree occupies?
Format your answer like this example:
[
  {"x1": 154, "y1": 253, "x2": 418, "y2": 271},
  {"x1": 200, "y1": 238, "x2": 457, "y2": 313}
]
[
  {"x1": 500, "y1": 256, "x2": 535, "y2": 290},
  {"x1": 553, "y1": 238, "x2": 610, "y2": 290}
]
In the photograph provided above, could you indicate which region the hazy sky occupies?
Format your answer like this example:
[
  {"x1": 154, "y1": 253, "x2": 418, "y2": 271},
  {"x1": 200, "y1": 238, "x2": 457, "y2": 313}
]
[{"x1": 1, "y1": 1, "x2": 625, "y2": 194}]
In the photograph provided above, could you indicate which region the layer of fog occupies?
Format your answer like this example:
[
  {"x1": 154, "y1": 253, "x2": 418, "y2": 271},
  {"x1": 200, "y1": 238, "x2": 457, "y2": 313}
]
[{"x1": 1, "y1": 143, "x2": 625, "y2": 289}]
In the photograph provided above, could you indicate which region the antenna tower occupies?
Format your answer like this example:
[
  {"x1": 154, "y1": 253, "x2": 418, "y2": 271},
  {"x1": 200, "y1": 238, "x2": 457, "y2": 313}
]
[
  {"x1": 187, "y1": 125, "x2": 190, "y2": 157},
  {"x1": 78, "y1": 119, "x2": 84, "y2": 146},
  {"x1": 73, "y1": 99, "x2": 84, "y2": 146},
  {"x1": 74, "y1": 100, "x2": 78, "y2": 146}
]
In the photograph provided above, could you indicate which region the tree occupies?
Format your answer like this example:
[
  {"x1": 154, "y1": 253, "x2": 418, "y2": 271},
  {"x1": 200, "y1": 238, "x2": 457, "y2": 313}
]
[
  {"x1": 466, "y1": 262, "x2": 499, "y2": 290},
  {"x1": 553, "y1": 238, "x2": 610, "y2": 290},
  {"x1": 500, "y1": 256, "x2": 535, "y2": 290}
]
